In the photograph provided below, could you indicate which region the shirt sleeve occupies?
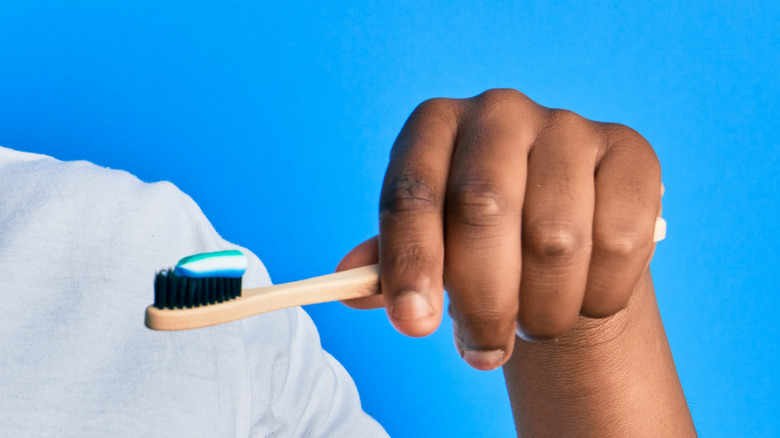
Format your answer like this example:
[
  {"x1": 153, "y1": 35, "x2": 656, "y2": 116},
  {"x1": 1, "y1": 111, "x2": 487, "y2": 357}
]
[{"x1": 0, "y1": 146, "x2": 388, "y2": 438}]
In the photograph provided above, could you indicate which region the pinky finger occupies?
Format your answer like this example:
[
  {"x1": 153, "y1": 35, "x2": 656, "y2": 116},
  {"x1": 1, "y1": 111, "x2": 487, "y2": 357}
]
[{"x1": 582, "y1": 126, "x2": 661, "y2": 318}]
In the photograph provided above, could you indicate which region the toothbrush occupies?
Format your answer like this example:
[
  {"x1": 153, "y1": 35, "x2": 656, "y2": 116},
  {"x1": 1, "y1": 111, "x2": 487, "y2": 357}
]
[
  {"x1": 145, "y1": 250, "x2": 380, "y2": 331},
  {"x1": 145, "y1": 218, "x2": 666, "y2": 331}
]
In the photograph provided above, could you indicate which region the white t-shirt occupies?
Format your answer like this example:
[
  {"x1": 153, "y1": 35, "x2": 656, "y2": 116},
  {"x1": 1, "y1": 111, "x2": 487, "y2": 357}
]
[{"x1": 0, "y1": 146, "x2": 388, "y2": 437}]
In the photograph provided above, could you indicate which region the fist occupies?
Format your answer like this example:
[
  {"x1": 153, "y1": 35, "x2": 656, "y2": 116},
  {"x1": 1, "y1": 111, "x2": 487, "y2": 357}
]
[{"x1": 337, "y1": 89, "x2": 663, "y2": 370}]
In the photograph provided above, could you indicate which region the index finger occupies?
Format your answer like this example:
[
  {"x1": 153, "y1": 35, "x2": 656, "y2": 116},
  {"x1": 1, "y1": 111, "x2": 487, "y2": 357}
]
[{"x1": 378, "y1": 98, "x2": 462, "y2": 337}]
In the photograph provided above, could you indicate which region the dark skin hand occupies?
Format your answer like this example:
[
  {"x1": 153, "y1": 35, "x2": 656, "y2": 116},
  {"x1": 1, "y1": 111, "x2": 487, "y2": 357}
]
[{"x1": 337, "y1": 89, "x2": 696, "y2": 435}]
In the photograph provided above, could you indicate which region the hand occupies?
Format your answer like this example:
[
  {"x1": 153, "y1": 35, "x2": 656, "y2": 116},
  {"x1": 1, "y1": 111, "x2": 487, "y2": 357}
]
[{"x1": 336, "y1": 89, "x2": 663, "y2": 371}]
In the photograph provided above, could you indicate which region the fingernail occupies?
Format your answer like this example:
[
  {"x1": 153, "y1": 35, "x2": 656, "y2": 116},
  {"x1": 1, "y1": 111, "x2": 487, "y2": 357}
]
[
  {"x1": 462, "y1": 349, "x2": 506, "y2": 370},
  {"x1": 515, "y1": 323, "x2": 560, "y2": 343},
  {"x1": 391, "y1": 292, "x2": 434, "y2": 321},
  {"x1": 515, "y1": 323, "x2": 533, "y2": 341}
]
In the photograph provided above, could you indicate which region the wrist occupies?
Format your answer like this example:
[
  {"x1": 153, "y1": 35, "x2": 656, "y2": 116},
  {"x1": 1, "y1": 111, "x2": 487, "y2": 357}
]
[{"x1": 503, "y1": 269, "x2": 696, "y2": 436}]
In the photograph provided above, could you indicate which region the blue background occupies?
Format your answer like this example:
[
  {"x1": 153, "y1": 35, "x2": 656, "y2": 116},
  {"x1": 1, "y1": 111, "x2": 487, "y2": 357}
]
[{"x1": 2, "y1": 1, "x2": 778, "y2": 436}]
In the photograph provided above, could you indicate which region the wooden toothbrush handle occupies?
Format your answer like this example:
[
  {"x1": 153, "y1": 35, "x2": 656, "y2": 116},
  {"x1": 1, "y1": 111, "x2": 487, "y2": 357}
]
[{"x1": 145, "y1": 264, "x2": 381, "y2": 331}]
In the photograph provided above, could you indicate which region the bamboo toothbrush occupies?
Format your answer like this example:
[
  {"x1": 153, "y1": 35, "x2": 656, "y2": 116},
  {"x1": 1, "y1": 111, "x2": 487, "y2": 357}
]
[
  {"x1": 145, "y1": 218, "x2": 666, "y2": 331},
  {"x1": 145, "y1": 250, "x2": 381, "y2": 331}
]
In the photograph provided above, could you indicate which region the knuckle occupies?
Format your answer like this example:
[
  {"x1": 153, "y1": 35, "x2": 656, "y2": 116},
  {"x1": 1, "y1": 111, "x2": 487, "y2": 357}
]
[
  {"x1": 594, "y1": 231, "x2": 648, "y2": 259},
  {"x1": 603, "y1": 122, "x2": 644, "y2": 143},
  {"x1": 603, "y1": 123, "x2": 660, "y2": 164},
  {"x1": 464, "y1": 89, "x2": 547, "y2": 137},
  {"x1": 549, "y1": 108, "x2": 588, "y2": 126},
  {"x1": 411, "y1": 97, "x2": 458, "y2": 122},
  {"x1": 384, "y1": 245, "x2": 430, "y2": 273},
  {"x1": 379, "y1": 174, "x2": 439, "y2": 216},
  {"x1": 472, "y1": 88, "x2": 532, "y2": 115},
  {"x1": 477, "y1": 88, "x2": 528, "y2": 102},
  {"x1": 459, "y1": 307, "x2": 507, "y2": 326},
  {"x1": 524, "y1": 222, "x2": 587, "y2": 260},
  {"x1": 390, "y1": 98, "x2": 460, "y2": 161},
  {"x1": 448, "y1": 182, "x2": 508, "y2": 228},
  {"x1": 541, "y1": 109, "x2": 605, "y2": 155},
  {"x1": 642, "y1": 149, "x2": 662, "y2": 177},
  {"x1": 548, "y1": 109, "x2": 601, "y2": 140}
]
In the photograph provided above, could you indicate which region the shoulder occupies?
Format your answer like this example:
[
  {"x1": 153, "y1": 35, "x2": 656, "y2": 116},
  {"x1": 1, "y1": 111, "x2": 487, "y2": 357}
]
[{"x1": 0, "y1": 146, "x2": 273, "y2": 299}]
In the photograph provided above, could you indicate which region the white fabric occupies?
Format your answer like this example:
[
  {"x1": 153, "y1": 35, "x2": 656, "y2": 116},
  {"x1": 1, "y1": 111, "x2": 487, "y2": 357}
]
[{"x1": 0, "y1": 146, "x2": 388, "y2": 438}]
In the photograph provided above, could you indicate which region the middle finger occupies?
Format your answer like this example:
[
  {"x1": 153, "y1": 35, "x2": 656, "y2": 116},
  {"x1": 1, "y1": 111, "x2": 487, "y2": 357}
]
[{"x1": 444, "y1": 94, "x2": 541, "y2": 369}]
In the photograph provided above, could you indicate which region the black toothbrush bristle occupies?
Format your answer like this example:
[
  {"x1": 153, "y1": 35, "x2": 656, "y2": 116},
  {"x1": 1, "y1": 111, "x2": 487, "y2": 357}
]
[{"x1": 154, "y1": 269, "x2": 242, "y2": 309}]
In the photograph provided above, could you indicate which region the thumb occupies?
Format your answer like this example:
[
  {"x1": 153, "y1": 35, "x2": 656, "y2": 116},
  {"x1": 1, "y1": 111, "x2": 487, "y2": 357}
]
[{"x1": 336, "y1": 235, "x2": 385, "y2": 309}]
